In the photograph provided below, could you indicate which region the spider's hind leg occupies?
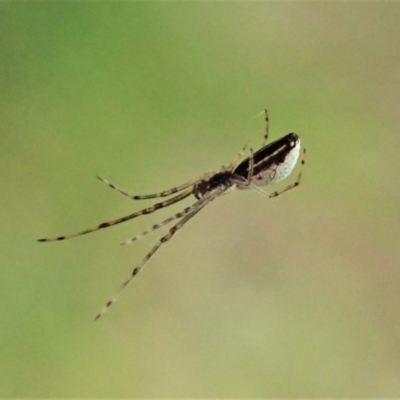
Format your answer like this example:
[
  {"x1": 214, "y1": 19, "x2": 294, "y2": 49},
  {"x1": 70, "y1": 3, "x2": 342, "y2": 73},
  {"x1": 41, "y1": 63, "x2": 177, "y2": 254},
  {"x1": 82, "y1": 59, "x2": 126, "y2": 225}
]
[
  {"x1": 97, "y1": 175, "x2": 202, "y2": 200},
  {"x1": 120, "y1": 202, "x2": 200, "y2": 246},
  {"x1": 94, "y1": 200, "x2": 211, "y2": 320},
  {"x1": 37, "y1": 189, "x2": 193, "y2": 242}
]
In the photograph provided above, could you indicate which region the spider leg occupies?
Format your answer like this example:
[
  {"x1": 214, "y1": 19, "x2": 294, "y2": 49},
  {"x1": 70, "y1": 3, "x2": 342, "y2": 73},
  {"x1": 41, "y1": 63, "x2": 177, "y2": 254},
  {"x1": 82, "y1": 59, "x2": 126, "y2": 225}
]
[
  {"x1": 223, "y1": 143, "x2": 255, "y2": 178},
  {"x1": 97, "y1": 174, "x2": 208, "y2": 200},
  {"x1": 243, "y1": 147, "x2": 254, "y2": 186},
  {"x1": 121, "y1": 202, "x2": 203, "y2": 246},
  {"x1": 261, "y1": 108, "x2": 269, "y2": 147},
  {"x1": 94, "y1": 187, "x2": 227, "y2": 320},
  {"x1": 37, "y1": 189, "x2": 193, "y2": 242},
  {"x1": 221, "y1": 143, "x2": 248, "y2": 172},
  {"x1": 231, "y1": 147, "x2": 255, "y2": 190},
  {"x1": 94, "y1": 199, "x2": 212, "y2": 320},
  {"x1": 225, "y1": 108, "x2": 269, "y2": 173},
  {"x1": 235, "y1": 143, "x2": 249, "y2": 164}
]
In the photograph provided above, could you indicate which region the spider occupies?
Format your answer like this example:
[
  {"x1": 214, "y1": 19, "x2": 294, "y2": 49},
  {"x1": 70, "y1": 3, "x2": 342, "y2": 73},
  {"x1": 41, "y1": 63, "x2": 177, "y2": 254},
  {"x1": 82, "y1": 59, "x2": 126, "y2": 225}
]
[{"x1": 38, "y1": 109, "x2": 306, "y2": 320}]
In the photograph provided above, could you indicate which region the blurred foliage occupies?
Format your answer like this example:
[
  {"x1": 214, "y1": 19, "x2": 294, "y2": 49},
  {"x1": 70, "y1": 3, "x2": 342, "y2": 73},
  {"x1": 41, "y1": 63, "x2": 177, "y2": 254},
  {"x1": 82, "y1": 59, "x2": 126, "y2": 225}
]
[{"x1": 1, "y1": 2, "x2": 400, "y2": 397}]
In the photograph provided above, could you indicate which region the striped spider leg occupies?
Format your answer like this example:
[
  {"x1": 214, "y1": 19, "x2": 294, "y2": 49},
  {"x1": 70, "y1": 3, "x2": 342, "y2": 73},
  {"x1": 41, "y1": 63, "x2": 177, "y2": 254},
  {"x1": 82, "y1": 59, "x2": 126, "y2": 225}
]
[
  {"x1": 38, "y1": 109, "x2": 305, "y2": 320},
  {"x1": 261, "y1": 108, "x2": 270, "y2": 147},
  {"x1": 120, "y1": 200, "x2": 205, "y2": 246},
  {"x1": 94, "y1": 186, "x2": 227, "y2": 320},
  {"x1": 37, "y1": 172, "x2": 214, "y2": 242},
  {"x1": 251, "y1": 108, "x2": 270, "y2": 147},
  {"x1": 96, "y1": 174, "x2": 204, "y2": 200}
]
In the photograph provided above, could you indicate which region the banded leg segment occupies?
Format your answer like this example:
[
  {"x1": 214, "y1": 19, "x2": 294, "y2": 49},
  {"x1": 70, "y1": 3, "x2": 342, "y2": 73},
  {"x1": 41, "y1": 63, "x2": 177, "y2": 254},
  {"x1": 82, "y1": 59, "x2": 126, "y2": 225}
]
[
  {"x1": 37, "y1": 189, "x2": 193, "y2": 242},
  {"x1": 94, "y1": 204, "x2": 206, "y2": 320},
  {"x1": 94, "y1": 186, "x2": 227, "y2": 320},
  {"x1": 121, "y1": 204, "x2": 198, "y2": 246},
  {"x1": 120, "y1": 185, "x2": 225, "y2": 246},
  {"x1": 97, "y1": 174, "x2": 205, "y2": 200},
  {"x1": 261, "y1": 108, "x2": 269, "y2": 147}
]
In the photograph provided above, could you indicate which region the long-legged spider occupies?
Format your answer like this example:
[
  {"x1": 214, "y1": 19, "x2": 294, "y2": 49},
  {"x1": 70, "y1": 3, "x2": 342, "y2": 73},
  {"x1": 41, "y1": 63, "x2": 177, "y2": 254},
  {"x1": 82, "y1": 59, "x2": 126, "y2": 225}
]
[{"x1": 38, "y1": 109, "x2": 306, "y2": 320}]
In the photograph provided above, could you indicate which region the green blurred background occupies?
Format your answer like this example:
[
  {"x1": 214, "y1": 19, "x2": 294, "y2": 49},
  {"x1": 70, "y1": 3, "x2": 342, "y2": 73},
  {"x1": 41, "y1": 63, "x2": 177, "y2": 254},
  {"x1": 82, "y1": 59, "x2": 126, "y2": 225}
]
[{"x1": 1, "y1": 2, "x2": 400, "y2": 397}]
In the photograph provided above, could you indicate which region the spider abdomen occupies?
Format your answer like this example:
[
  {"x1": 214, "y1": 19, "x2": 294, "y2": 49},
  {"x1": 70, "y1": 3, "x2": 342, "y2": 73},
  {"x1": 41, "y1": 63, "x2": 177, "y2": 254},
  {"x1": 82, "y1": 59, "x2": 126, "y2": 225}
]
[{"x1": 234, "y1": 133, "x2": 301, "y2": 188}]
